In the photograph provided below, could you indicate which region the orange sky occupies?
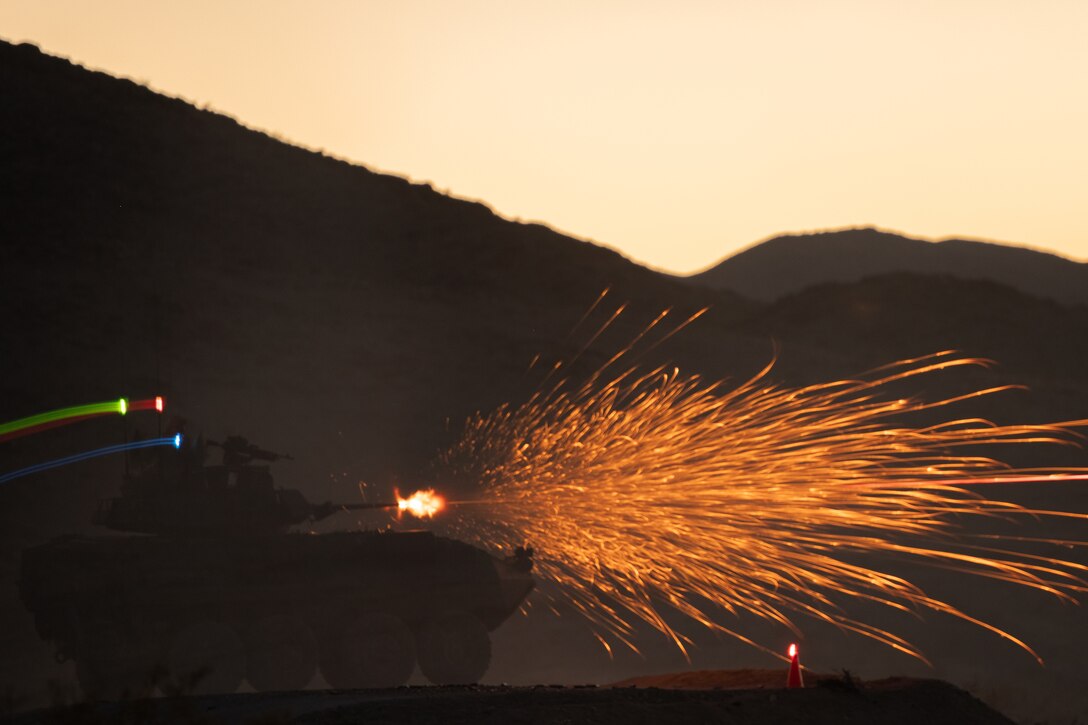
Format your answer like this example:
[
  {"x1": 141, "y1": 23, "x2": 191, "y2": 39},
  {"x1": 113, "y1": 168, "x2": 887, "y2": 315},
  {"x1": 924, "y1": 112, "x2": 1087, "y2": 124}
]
[{"x1": 3, "y1": 1, "x2": 1086, "y2": 273}]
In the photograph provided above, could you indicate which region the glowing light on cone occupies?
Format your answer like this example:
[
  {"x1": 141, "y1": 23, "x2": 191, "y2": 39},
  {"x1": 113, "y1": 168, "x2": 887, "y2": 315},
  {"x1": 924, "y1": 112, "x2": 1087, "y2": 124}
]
[
  {"x1": 787, "y1": 643, "x2": 804, "y2": 689},
  {"x1": 397, "y1": 488, "x2": 445, "y2": 518}
]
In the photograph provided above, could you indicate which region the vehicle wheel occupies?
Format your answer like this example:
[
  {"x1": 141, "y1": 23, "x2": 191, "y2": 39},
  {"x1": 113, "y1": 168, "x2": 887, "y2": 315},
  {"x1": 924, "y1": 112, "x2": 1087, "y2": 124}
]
[
  {"x1": 74, "y1": 626, "x2": 160, "y2": 701},
  {"x1": 245, "y1": 615, "x2": 318, "y2": 692},
  {"x1": 168, "y1": 621, "x2": 246, "y2": 694},
  {"x1": 75, "y1": 650, "x2": 158, "y2": 701},
  {"x1": 416, "y1": 611, "x2": 491, "y2": 685},
  {"x1": 320, "y1": 613, "x2": 415, "y2": 689}
]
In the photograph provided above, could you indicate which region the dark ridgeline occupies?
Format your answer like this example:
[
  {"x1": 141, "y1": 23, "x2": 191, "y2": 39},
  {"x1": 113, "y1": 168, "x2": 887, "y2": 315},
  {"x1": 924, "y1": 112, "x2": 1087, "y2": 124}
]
[
  {"x1": 687, "y1": 226, "x2": 1088, "y2": 306},
  {"x1": 741, "y1": 272, "x2": 1088, "y2": 391},
  {"x1": 1, "y1": 40, "x2": 1087, "y2": 721},
  {"x1": 0, "y1": 40, "x2": 753, "y2": 491}
]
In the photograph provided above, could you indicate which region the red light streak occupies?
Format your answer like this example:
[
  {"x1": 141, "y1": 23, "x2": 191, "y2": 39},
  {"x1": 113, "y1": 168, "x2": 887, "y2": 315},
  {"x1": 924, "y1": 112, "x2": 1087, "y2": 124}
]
[{"x1": 125, "y1": 397, "x2": 165, "y2": 413}]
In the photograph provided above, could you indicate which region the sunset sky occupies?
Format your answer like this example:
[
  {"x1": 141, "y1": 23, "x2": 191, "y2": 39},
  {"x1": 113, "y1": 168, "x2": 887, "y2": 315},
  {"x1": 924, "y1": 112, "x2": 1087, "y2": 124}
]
[{"x1": 3, "y1": 1, "x2": 1086, "y2": 273}]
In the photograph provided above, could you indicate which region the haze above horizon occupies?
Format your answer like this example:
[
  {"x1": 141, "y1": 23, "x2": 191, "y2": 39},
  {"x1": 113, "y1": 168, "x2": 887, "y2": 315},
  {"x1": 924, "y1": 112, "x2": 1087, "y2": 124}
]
[{"x1": 3, "y1": 1, "x2": 1086, "y2": 273}]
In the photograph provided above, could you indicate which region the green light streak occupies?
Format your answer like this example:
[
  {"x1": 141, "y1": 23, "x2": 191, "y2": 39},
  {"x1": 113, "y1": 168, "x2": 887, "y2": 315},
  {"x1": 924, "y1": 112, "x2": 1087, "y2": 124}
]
[{"x1": 0, "y1": 399, "x2": 127, "y2": 437}]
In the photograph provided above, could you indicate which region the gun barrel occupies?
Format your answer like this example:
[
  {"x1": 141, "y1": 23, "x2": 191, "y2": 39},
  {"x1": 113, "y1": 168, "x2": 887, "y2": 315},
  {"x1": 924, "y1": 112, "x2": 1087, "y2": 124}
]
[
  {"x1": 308, "y1": 500, "x2": 400, "y2": 523},
  {"x1": 338, "y1": 502, "x2": 399, "y2": 511}
]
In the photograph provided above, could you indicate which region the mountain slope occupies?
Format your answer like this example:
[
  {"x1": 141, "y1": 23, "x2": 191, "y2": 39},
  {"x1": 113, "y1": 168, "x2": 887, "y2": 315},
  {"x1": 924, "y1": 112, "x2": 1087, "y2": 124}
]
[
  {"x1": 2, "y1": 39, "x2": 1084, "y2": 502},
  {"x1": 687, "y1": 227, "x2": 1088, "y2": 306},
  {"x1": 0, "y1": 40, "x2": 760, "y2": 487},
  {"x1": 745, "y1": 273, "x2": 1086, "y2": 374}
]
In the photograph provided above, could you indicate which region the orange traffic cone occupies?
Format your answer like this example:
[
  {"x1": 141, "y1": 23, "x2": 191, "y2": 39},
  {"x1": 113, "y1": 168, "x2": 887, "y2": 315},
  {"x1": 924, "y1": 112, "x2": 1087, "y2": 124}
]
[{"x1": 786, "y1": 643, "x2": 804, "y2": 688}]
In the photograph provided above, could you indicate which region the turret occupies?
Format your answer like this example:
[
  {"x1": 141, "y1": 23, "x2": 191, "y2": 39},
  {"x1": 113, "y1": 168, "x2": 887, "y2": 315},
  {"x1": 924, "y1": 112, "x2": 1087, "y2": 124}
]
[{"x1": 93, "y1": 435, "x2": 391, "y2": 536}]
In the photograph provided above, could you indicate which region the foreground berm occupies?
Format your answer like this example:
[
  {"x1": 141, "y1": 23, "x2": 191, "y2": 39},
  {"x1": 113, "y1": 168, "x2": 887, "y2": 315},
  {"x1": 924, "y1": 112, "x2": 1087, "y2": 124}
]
[{"x1": 13, "y1": 675, "x2": 1015, "y2": 725}]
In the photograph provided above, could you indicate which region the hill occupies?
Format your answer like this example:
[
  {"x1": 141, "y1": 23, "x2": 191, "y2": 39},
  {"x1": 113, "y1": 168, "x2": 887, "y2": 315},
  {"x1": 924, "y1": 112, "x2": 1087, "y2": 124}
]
[
  {"x1": 743, "y1": 272, "x2": 1088, "y2": 383},
  {"x1": 687, "y1": 227, "x2": 1088, "y2": 306},
  {"x1": 4, "y1": 41, "x2": 1082, "y2": 488},
  {"x1": 0, "y1": 39, "x2": 760, "y2": 487}
]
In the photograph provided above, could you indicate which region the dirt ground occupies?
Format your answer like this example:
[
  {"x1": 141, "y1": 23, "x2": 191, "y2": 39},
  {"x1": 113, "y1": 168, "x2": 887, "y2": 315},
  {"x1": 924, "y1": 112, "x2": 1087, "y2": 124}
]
[{"x1": 10, "y1": 670, "x2": 1016, "y2": 725}]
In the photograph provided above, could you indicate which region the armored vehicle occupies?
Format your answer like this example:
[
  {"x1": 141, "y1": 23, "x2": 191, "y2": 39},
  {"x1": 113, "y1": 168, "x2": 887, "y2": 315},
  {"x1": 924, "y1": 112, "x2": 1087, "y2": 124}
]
[{"x1": 19, "y1": 435, "x2": 534, "y2": 697}]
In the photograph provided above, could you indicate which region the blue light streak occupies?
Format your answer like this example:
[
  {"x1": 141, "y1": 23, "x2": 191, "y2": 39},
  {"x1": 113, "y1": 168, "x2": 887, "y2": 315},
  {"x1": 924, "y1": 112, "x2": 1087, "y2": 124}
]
[{"x1": 0, "y1": 437, "x2": 181, "y2": 485}]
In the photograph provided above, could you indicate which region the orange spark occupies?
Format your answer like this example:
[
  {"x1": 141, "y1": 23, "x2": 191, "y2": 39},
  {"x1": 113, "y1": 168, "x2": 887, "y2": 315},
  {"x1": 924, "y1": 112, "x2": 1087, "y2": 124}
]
[
  {"x1": 438, "y1": 304, "x2": 1088, "y2": 664},
  {"x1": 396, "y1": 488, "x2": 445, "y2": 518}
]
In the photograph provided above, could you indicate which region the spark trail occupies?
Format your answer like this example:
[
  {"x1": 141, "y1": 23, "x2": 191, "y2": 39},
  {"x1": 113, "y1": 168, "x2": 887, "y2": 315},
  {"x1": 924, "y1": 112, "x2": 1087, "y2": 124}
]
[
  {"x1": 0, "y1": 396, "x2": 165, "y2": 443},
  {"x1": 0, "y1": 435, "x2": 182, "y2": 485},
  {"x1": 439, "y1": 311, "x2": 1088, "y2": 663}
]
